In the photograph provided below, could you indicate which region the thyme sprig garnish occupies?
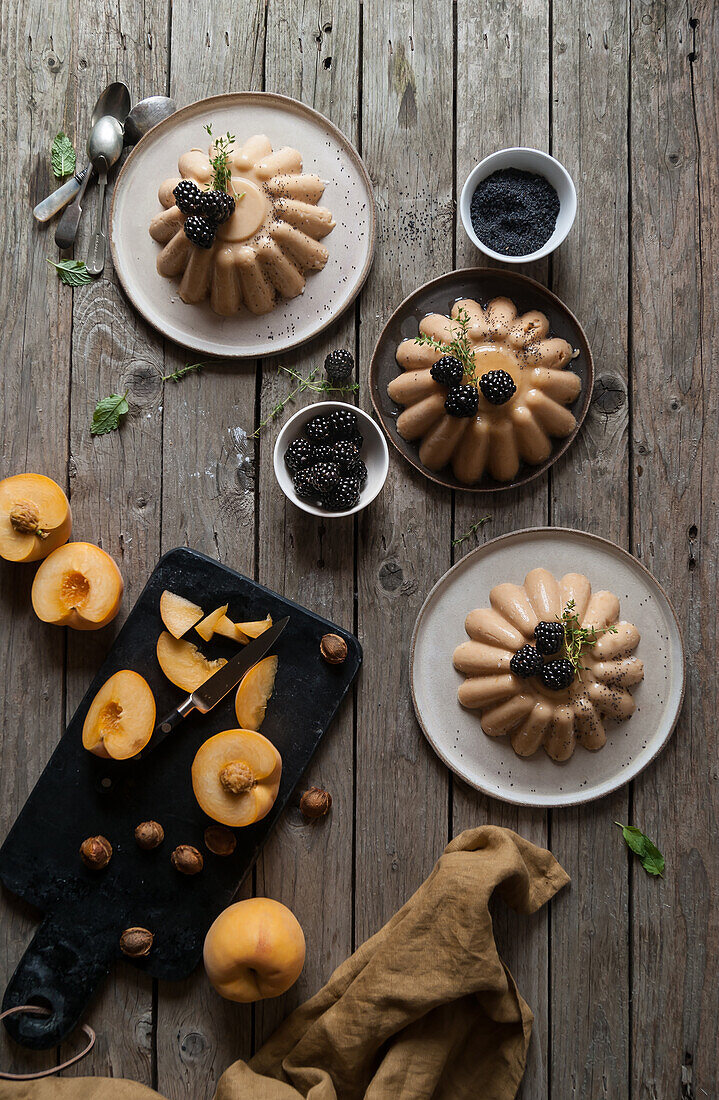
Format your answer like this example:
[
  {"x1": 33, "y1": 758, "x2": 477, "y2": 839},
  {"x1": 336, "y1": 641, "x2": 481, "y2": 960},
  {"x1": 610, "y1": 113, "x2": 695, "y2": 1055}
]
[
  {"x1": 414, "y1": 306, "x2": 478, "y2": 384},
  {"x1": 452, "y1": 515, "x2": 492, "y2": 547},
  {"x1": 161, "y1": 362, "x2": 203, "y2": 383},
  {"x1": 559, "y1": 599, "x2": 618, "y2": 678},
  {"x1": 253, "y1": 367, "x2": 359, "y2": 437},
  {"x1": 204, "y1": 123, "x2": 244, "y2": 199}
]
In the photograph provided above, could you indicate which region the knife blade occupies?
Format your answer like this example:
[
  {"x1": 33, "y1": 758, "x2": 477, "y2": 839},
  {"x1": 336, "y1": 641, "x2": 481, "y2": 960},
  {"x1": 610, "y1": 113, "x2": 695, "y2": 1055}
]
[{"x1": 147, "y1": 615, "x2": 289, "y2": 754}]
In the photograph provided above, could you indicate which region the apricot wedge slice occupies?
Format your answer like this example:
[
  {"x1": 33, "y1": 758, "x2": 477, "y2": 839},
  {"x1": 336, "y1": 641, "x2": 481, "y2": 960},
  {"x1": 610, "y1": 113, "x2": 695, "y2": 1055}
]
[
  {"x1": 0, "y1": 473, "x2": 72, "y2": 563},
  {"x1": 195, "y1": 605, "x2": 229, "y2": 642},
  {"x1": 192, "y1": 728, "x2": 282, "y2": 827},
  {"x1": 160, "y1": 590, "x2": 204, "y2": 639},
  {"x1": 234, "y1": 656, "x2": 278, "y2": 731},
  {"x1": 235, "y1": 615, "x2": 273, "y2": 639},
  {"x1": 31, "y1": 542, "x2": 123, "y2": 630},
  {"x1": 82, "y1": 670, "x2": 156, "y2": 760},
  {"x1": 156, "y1": 631, "x2": 227, "y2": 693}
]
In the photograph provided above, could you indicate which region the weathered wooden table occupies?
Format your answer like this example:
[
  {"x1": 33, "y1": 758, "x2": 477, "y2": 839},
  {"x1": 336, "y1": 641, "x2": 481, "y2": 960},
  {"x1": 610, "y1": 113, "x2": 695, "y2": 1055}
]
[{"x1": 1, "y1": 1, "x2": 717, "y2": 1096}]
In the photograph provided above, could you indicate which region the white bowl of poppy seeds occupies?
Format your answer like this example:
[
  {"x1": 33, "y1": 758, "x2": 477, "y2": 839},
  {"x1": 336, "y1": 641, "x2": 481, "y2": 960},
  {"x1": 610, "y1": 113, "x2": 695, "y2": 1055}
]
[{"x1": 460, "y1": 147, "x2": 576, "y2": 263}]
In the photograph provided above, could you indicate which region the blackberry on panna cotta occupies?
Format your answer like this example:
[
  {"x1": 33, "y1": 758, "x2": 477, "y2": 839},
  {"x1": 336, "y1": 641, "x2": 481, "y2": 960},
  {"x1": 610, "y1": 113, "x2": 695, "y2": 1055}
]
[
  {"x1": 198, "y1": 189, "x2": 235, "y2": 225},
  {"x1": 184, "y1": 215, "x2": 216, "y2": 249},
  {"x1": 510, "y1": 644, "x2": 544, "y2": 679},
  {"x1": 478, "y1": 369, "x2": 516, "y2": 406},
  {"x1": 540, "y1": 658, "x2": 575, "y2": 691},
  {"x1": 284, "y1": 438, "x2": 315, "y2": 473},
  {"x1": 534, "y1": 620, "x2": 564, "y2": 655},
  {"x1": 173, "y1": 179, "x2": 202, "y2": 214},
  {"x1": 324, "y1": 349, "x2": 355, "y2": 385},
  {"x1": 430, "y1": 355, "x2": 464, "y2": 388},
  {"x1": 445, "y1": 385, "x2": 479, "y2": 419}
]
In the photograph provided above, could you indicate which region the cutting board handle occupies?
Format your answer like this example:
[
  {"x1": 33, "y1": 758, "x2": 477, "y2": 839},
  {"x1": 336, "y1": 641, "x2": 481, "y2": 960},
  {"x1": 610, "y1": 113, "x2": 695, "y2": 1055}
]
[{"x1": 2, "y1": 904, "x2": 117, "y2": 1049}]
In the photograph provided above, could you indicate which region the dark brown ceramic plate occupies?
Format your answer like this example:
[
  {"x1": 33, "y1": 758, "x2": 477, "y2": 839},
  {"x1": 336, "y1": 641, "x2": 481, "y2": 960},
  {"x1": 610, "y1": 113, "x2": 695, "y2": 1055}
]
[{"x1": 369, "y1": 268, "x2": 594, "y2": 493}]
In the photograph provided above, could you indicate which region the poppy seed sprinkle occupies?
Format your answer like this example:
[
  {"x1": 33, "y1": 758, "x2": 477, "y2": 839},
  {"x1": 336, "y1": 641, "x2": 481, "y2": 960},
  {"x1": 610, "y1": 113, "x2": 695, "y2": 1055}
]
[{"x1": 470, "y1": 167, "x2": 560, "y2": 256}]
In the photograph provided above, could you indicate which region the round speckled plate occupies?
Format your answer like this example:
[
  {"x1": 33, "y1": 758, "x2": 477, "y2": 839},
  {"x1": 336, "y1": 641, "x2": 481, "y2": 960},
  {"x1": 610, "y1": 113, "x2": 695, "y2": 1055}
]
[
  {"x1": 110, "y1": 92, "x2": 375, "y2": 357},
  {"x1": 411, "y1": 528, "x2": 685, "y2": 808},
  {"x1": 369, "y1": 268, "x2": 593, "y2": 492}
]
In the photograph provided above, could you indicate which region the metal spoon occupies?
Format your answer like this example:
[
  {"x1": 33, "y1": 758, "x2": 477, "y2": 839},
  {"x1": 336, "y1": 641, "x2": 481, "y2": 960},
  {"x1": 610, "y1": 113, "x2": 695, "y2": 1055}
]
[
  {"x1": 54, "y1": 115, "x2": 124, "y2": 252},
  {"x1": 124, "y1": 95, "x2": 177, "y2": 145},
  {"x1": 85, "y1": 117, "x2": 125, "y2": 274},
  {"x1": 34, "y1": 82, "x2": 130, "y2": 222}
]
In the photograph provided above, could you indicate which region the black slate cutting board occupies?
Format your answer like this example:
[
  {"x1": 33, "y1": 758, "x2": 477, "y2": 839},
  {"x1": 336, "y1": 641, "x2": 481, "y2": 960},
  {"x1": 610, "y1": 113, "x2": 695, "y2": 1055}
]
[{"x1": 0, "y1": 547, "x2": 361, "y2": 1049}]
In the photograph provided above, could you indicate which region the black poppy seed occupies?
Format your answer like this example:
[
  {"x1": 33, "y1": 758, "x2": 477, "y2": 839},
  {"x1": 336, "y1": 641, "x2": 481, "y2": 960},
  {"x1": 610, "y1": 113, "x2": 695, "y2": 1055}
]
[{"x1": 470, "y1": 168, "x2": 560, "y2": 256}]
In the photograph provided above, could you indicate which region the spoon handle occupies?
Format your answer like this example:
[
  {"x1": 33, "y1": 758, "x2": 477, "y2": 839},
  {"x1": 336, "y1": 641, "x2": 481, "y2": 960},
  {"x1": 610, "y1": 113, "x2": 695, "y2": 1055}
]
[
  {"x1": 33, "y1": 163, "x2": 91, "y2": 222},
  {"x1": 86, "y1": 166, "x2": 108, "y2": 277},
  {"x1": 54, "y1": 166, "x2": 95, "y2": 250}
]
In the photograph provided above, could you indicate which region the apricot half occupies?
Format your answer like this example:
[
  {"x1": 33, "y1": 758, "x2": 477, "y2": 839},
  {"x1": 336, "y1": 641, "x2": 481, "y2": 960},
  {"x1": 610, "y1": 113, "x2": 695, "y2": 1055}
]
[
  {"x1": 204, "y1": 898, "x2": 305, "y2": 1003},
  {"x1": 31, "y1": 542, "x2": 123, "y2": 630},
  {"x1": 156, "y1": 631, "x2": 227, "y2": 692},
  {"x1": 82, "y1": 670, "x2": 156, "y2": 759},
  {"x1": 192, "y1": 728, "x2": 282, "y2": 827},
  {"x1": 160, "y1": 590, "x2": 204, "y2": 639},
  {"x1": 234, "y1": 656, "x2": 278, "y2": 730},
  {"x1": 0, "y1": 473, "x2": 72, "y2": 562}
]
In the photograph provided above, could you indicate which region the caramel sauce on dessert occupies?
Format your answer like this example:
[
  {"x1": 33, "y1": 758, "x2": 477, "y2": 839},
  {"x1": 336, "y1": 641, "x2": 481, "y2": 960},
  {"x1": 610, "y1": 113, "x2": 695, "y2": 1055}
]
[
  {"x1": 149, "y1": 134, "x2": 335, "y2": 316},
  {"x1": 388, "y1": 296, "x2": 581, "y2": 485},
  {"x1": 453, "y1": 568, "x2": 644, "y2": 761}
]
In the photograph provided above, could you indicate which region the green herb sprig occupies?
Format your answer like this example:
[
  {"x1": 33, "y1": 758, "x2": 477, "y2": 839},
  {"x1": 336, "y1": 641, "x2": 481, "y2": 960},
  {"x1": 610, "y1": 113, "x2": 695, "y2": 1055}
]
[
  {"x1": 253, "y1": 367, "x2": 359, "y2": 437},
  {"x1": 615, "y1": 823, "x2": 665, "y2": 876},
  {"x1": 51, "y1": 132, "x2": 76, "y2": 178},
  {"x1": 161, "y1": 362, "x2": 203, "y2": 383},
  {"x1": 47, "y1": 258, "x2": 96, "y2": 287},
  {"x1": 559, "y1": 599, "x2": 618, "y2": 678},
  {"x1": 414, "y1": 306, "x2": 478, "y2": 384},
  {"x1": 204, "y1": 123, "x2": 243, "y2": 197},
  {"x1": 452, "y1": 515, "x2": 492, "y2": 547}
]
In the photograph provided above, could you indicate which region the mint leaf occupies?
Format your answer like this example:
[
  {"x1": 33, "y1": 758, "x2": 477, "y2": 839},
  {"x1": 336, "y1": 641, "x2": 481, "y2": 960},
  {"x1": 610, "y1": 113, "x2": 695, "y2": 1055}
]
[
  {"x1": 51, "y1": 132, "x2": 76, "y2": 177},
  {"x1": 47, "y1": 258, "x2": 95, "y2": 287},
  {"x1": 91, "y1": 391, "x2": 129, "y2": 436},
  {"x1": 615, "y1": 822, "x2": 665, "y2": 877}
]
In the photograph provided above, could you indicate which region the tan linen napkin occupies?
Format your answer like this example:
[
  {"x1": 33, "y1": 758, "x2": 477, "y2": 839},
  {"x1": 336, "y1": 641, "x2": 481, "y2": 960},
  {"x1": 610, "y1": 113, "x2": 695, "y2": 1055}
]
[{"x1": 1, "y1": 825, "x2": 569, "y2": 1100}]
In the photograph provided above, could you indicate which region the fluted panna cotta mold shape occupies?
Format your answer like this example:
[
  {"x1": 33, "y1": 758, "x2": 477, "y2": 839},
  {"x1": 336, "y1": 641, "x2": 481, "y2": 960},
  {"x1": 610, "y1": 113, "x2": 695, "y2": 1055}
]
[
  {"x1": 149, "y1": 134, "x2": 335, "y2": 315},
  {"x1": 388, "y1": 296, "x2": 582, "y2": 485},
  {"x1": 453, "y1": 568, "x2": 644, "y2": 761}
]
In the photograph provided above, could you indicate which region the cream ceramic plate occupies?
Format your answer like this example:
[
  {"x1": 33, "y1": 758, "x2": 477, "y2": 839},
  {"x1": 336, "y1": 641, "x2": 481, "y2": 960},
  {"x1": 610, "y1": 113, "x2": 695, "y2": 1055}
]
[
  {"x1": 411, "y1": 528, "x2": 685, "y2": 807},
  {"x1": 110, "y1": 93, "x2": 375, "y2": 357}
]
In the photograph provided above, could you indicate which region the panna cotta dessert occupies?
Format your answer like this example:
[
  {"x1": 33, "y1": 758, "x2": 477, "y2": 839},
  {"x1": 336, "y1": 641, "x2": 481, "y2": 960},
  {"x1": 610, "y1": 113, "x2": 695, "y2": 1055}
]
[
  {"x1": 149, "y1": 131, "x2": 335, "y2": 316},
  {"x1": 453, "y1": 568, "x2": 644, "y2": 761},
  {"x1": 387, "y1": 296, "x2": 581, "y2": 484}
]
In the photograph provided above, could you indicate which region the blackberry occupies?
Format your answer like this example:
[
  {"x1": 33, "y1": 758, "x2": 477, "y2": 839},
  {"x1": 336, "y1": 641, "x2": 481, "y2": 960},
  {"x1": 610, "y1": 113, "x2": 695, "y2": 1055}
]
[
  {"x1": 324, "y1": 349, "x2": 355, "y2": 385},
  {"x1": 444, "y1": 384, "x2": 479, "y2": 418},
  {"x1": 332, "y1": 440, "x2": 361, "y2": 475},
  {"x1": 173, "y1": 179, "x2": 202, "y2": 214},
  {"x1": 292, "y1": 470, "x2": 317, "y2": 501},
  {"x1": 510, "y1": 644, "x2": 544, "y2": 679},
  {"x1": 311, "y1": 443, "x2": 335, "y2": 464},
  {"x1": 198, "y1": 189, "x2": 235, "y2": 225},
  {"x1": 321, "y1": 477, "x2": 360, "y2": 512},
  {"x1": 304, "y1": 415, "x2": 333, "y2": 444},
  {"x1": 479, "y1": 369, "x2": 516, "y2": 406},
  {"x1": 355, "y1": 458, "x2": 368, "y2": 487},
  {"x1": 430, "y1": 355, "x2": 464, "y2": 388},
  {"x1": 309, "y1": 461, "x2": 341, "y2": 493},
  {"x1": 534, "y1": 620, "x2": 564, "y2": 656},
  {"x1": 328, "y1": 408, "x2": 358, "y2": 441},
  {"x1": 348, "y1": 427, "x2": 364, "y2": 449},
  {"x1": 284, "y1": 438, "x2": 315, "y2": 473},
  {"x1": 184, "y1": 215, "x2": 216, "y2": 249},
  {"x1": 540, "y1": 658, "x2": 575, "y2": 691}
]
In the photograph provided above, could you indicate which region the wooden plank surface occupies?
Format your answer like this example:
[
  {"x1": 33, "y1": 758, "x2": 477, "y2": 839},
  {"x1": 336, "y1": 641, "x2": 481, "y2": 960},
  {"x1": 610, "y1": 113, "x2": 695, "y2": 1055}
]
[{"x1": 0, "y1": 0, "x2": 718, "y2": 1095}]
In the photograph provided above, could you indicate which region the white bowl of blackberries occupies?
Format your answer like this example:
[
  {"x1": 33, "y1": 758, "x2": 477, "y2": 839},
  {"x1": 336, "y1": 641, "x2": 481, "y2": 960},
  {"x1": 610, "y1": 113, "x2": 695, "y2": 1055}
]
[
  {"x1": 274, "y1": 355, "x2": 389, "y2": 518},
  {"x1": 460, "y1": 147, "x2": 576, "y2": 263}
]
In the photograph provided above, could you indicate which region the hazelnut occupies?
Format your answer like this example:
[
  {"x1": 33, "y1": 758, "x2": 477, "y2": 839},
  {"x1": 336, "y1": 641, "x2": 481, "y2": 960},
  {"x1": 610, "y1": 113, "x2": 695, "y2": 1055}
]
[
  {"x1": 320, "y1": 633, "x2": 347, "y2": 665},
  {"x1": 9, "y1": 500, "x2": 46, "y2": 537},
  {"x1": 80, "y1": 835, "x2": 112, "y2": 869},
  {"x1": 219, "y1": 760, "x2": 255, "y2": 795},
  {"x1": 171, "y1": 844, "x2": 204, "y2": 875},
  {"x1": 119, "y1": 927, "x2": 153, "y2": 958},
  {"x1": 299, "y1": 787, "x2": 332, "y2": 820},
  {"x1": 204, "y1": 825, "x2": 237, "y2": 857},
  {"x1": 134, "y1": 821, "x2": 164, "y2": 850}
]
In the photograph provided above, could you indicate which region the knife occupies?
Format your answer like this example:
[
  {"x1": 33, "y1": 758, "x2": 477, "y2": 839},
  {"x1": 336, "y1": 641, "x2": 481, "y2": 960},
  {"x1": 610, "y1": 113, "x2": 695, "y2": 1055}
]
[{"x1": 146, "y1": 615, "x2": 289, "y2": 755}]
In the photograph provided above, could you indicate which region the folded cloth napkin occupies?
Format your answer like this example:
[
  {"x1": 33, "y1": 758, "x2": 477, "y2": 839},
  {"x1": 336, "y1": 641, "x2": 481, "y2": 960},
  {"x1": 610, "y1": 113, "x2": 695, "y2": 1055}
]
[{"x1": 1, "y1": 826, "x2": 568, "y2": 1100}]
